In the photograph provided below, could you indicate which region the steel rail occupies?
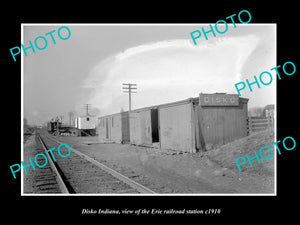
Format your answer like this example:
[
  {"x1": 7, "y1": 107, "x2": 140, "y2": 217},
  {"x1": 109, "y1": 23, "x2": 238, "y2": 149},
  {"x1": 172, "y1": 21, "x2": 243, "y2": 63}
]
[
  {"x1": 44, "y1": 134, "x2": 156, "y2": 194},
  {"x1": 37, "y1": 134, "x2": 70, "y2": 194}
]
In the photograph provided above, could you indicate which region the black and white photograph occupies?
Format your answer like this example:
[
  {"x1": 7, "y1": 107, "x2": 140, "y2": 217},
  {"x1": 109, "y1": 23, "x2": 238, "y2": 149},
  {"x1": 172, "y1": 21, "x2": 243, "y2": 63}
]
[
  {"x1": 5, "y1": 5, "x2": 298, "y2": 220},
  {"x1": 21, "y1": 23, "x2": 276, "y2": 195}
]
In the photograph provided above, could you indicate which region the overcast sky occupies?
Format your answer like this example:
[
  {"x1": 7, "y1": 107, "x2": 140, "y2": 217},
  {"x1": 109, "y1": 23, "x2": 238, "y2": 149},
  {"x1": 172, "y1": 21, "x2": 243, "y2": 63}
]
[{"x1": 23, "y1": 24, "x2": 276, "y2": 125}]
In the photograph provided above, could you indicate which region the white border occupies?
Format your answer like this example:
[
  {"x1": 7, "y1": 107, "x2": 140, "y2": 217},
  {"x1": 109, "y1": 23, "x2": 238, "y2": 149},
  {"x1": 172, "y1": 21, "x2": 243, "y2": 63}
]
[
  {"x1": 21, "y1": 23, "x2": 277, "y2": 196},
  {"x1": 21, "y1": 24, "x2": 24, "y2": 194}
]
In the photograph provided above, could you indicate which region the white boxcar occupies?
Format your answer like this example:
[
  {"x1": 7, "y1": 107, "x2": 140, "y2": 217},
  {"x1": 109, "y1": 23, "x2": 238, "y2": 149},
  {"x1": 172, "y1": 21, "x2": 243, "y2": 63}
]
[
  {"x1": 75, "y1": 115, "x2": 97, "y2": 130},
  {"x1": 97, "y1": 112, "x2": 130, "y2": 143},
  {"x1": 158, "y1": 99, "x2": 196, "y2": 153},
  {"x1": 129, "y1": 106, "x2": 159, "y2": 147}
]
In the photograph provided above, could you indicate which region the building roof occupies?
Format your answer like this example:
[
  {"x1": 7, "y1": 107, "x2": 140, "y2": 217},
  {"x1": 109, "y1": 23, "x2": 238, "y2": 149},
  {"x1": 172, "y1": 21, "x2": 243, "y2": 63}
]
[{"x1": 97, "y1": 93, "x2": 249, "y2": 119}]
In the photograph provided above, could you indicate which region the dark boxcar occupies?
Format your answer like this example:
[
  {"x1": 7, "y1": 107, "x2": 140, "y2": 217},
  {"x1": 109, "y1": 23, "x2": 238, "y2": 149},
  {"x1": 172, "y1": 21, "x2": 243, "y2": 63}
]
[{"x1": 47, "y1": 121, "x2": 61, "y2": 133}]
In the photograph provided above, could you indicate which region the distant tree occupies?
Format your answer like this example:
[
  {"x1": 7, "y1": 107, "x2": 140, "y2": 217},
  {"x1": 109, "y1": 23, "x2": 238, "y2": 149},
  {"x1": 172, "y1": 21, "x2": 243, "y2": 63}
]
[{"x1": 248, "y1": 107, "x2": 264, "y2": 117}]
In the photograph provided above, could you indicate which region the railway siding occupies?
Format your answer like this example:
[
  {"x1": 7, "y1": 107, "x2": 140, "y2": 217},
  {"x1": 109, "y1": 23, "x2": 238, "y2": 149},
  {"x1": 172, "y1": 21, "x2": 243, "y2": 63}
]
[
  {"x1": 23, "y1": 133, "x2": 61, "y2": 193},
  {"x1": 40, "y1": 132, "x2": 146, "y2": 194}
]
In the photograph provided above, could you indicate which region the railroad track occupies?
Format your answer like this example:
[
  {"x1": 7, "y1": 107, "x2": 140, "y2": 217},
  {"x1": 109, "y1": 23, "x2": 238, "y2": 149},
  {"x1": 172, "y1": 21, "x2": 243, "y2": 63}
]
[
  {"x1": 23, "y1": 132, "x2": 62, "y2": 193},
  {"x1": 36, "y1": 132, "x2": 155, "y2": 194},
  {"x1": 37, "y1": 134, "x2": 73, "y2": 193}
]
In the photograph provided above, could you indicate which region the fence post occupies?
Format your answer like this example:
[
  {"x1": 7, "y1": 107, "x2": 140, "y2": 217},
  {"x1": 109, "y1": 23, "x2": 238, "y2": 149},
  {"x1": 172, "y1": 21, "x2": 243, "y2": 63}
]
[
  {"x1": 268, "y1": 115, "x2": 273, "y2": 129},
  {"x1": 248, "y1": 117, "x2": 252, "y2": 134}
]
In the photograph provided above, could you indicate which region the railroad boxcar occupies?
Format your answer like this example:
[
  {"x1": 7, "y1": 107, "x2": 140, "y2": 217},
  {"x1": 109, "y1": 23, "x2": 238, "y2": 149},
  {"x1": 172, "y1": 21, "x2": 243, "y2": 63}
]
[
  {"x1": 47, "y1": 121, "x2": 61, "y2": 133},
  {"x1": 158, "y1": 94, "x2": 249, "y2": 152},
  {"x1": 130, "y1": 93, "x2": 248, "y2": 152},
  {"x1": 129, "y1": 106, "x2": 159, "y2": 147},
  {"x1": 75, "y1": 115, "x2": 97, "y2": 136},
  {"x1": 95, "y1": 93, "x2": 249, "y2": 153},
  {"x1": 97, "y1": 111, "x2": 130, "y2": 143}
]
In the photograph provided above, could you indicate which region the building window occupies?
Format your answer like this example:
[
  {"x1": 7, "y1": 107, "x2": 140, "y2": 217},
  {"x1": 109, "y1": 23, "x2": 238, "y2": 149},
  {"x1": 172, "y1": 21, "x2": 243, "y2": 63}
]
[{"x1": 111, "y1": 117, "x2": 114, "y2": 127}]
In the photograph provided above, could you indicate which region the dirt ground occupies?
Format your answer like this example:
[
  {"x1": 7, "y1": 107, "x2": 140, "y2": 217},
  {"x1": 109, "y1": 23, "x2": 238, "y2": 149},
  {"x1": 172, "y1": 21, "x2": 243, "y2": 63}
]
[
  {"x1": 23, "y1": 134, "x2": 37, "y2": 193},
  {"x1": 53, "y1": 129, "x2": 275, "y2": 194}
]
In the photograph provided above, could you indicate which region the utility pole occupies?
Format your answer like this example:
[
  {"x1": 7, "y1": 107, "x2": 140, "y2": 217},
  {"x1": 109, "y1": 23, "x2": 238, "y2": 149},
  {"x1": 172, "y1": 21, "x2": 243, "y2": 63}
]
[
  {"x1": 69, "y1": 111, "x2": 75, "y2": 126},
  {"x1": 84, "y1": 104, "x2": 91, "y2": 116},
  {"x1": 122, "y1": 83, "x2": 137, "y2": 111}
]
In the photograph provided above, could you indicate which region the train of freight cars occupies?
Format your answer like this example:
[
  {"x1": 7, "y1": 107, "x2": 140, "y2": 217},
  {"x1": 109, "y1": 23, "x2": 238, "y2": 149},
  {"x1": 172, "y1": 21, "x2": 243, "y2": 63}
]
[{"x1": 47, "y1": 121, "x2": 62, "y2": 134}]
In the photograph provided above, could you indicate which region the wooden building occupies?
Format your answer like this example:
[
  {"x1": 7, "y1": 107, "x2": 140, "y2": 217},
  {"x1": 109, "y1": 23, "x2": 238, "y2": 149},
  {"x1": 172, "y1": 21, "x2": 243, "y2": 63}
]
[
  {"x1": 129, "y1": 106, "x2": 159, "y2": 147},
  {"x1": 196, "y1": 93, "x2": 249, "y2": 150},
  {"x1": 75, "y1": 115, "x2": 97, "y2": 136},
  {"x1": 97, "y1": 111, "x2": 130, "y2": 143},
  {"x1": 96, "y1": 93, "x2": 249, "y2": 153},
  {"x1": 158, "y1": 99, "x2": 196, "y2": 152},
  {"x1": 128, "y1": 93, "x2": 248, "y2": 152}
]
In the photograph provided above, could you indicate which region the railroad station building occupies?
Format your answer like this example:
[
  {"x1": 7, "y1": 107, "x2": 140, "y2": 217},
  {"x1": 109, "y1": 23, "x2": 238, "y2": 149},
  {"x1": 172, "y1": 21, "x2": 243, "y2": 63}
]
[{"x1": 97, "y1": 93, "x2": 249, "y2": 153}]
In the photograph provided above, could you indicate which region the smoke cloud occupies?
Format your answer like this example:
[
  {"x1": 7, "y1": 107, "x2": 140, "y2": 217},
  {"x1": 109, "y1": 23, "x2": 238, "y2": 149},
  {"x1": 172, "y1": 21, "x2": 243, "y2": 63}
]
[{"x1": 82, "y1": 35, "x2": 259, "y2": 116}]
